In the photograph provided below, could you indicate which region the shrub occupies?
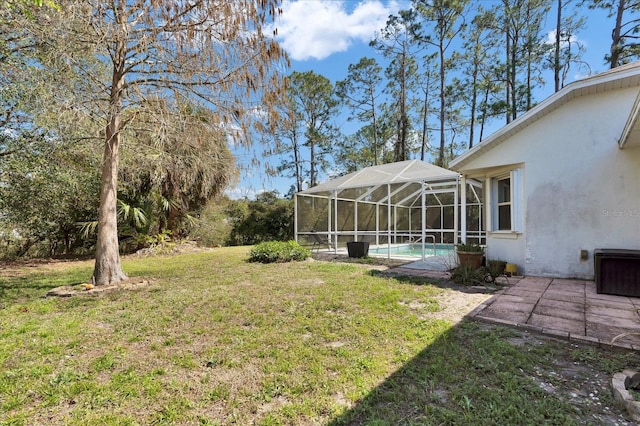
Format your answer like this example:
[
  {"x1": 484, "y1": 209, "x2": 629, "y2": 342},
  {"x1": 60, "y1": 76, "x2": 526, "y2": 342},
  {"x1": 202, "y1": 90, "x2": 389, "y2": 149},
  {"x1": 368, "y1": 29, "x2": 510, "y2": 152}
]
[
  {"x1": 227, "y1": 192, "x2": 294, "y2": 246},
  {"x1": 133, "y1": 231, "x2": 177, "y2": 256},
  {"x1": 247, "y1": 240, "x2": 310, "y2": 263},
  {"x1": 188, "y1": 199, "x2": 232, "y2": 247},
  {"x1": 451, "y1": 264, "x2": 484, "y2": 286}
]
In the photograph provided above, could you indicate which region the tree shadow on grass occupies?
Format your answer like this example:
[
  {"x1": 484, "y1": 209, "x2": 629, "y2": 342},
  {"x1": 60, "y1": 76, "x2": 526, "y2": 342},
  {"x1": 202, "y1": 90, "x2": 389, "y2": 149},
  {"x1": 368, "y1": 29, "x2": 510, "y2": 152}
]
[
  {"x1": 328, "y1": 319, "x2": 638, "y2": 425},
  {"x1": 369, "y1": 270, "x2": 450, "y2": 286},
  {"x1": 368, "y1": 269, "x2": 501, "y2": 295},
  {"x1": 0, "y1": 271, "x2": 88, "y2": 309}
]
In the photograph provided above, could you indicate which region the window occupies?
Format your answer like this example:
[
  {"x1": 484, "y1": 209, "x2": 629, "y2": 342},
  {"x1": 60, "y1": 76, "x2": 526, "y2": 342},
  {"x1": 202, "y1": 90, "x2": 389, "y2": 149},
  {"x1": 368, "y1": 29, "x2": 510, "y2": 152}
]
[
  {"x1": 490, "y1": 169, "x2": 522, "y2": 232},
  {"x1": 496, "y1": 177, "x2": 511, "y2": 230}
]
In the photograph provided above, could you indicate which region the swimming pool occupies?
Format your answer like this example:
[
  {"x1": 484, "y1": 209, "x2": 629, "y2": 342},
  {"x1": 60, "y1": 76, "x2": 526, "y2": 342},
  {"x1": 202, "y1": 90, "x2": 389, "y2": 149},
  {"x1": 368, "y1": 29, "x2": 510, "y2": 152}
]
[{"x1": 370, "y1": 243, "x2": 455, "y2": 257}]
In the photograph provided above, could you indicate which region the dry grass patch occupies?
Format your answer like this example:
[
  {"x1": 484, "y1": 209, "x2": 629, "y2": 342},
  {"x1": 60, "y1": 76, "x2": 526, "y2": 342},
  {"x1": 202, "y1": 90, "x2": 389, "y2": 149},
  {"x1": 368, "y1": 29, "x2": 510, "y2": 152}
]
[{"x1": 1, "y1": 247, "x2": 639, "y2": 425}]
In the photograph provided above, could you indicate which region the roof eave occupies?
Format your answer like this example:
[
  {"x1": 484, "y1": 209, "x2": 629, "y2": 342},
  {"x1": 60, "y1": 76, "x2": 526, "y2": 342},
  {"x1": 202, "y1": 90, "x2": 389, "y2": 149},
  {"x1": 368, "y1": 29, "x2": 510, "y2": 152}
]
[{"x1": 619, "y1": 88, "x2": 640, "y2": 148}]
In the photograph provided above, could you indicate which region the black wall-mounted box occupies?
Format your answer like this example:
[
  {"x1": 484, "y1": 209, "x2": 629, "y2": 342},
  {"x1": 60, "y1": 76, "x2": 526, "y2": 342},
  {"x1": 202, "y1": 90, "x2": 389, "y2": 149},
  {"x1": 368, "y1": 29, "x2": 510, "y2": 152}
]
[{"x1": 594, "y1": 249, "x2": 640, "y2": 297}]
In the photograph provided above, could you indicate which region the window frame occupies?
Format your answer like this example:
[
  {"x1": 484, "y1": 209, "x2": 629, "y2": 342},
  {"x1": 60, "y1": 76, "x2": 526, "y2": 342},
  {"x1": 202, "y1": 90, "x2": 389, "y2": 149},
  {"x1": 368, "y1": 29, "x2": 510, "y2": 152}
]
[
  {"x1": 488, "y1": 168, "x2": 522, "y2": 234},
  {"x1": 495, "y1": 176, "x2": 512, "y2": 230}
]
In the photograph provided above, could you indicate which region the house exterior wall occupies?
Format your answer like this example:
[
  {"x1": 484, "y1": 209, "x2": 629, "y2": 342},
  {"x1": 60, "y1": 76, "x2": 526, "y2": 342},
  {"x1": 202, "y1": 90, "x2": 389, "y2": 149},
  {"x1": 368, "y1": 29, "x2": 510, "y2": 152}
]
[{"x1": 460, "y1": 87, "x2": 640, "y2": 278}]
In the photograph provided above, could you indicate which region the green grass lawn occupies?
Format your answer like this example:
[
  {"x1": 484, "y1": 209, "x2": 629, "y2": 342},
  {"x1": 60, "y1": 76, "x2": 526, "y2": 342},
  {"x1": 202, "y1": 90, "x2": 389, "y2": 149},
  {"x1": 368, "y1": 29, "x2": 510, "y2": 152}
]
[{"x1": 1, "y1": 247, "x2": 638, "y2": 425}]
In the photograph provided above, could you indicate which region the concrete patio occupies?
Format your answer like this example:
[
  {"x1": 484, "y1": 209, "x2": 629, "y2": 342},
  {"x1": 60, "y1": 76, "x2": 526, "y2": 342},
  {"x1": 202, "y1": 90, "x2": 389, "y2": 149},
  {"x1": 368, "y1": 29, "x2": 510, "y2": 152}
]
[
  {"x1": 467, "y1": 276, "x2": 640, "y2": 349},
  {"x1": 387, "y1": 264, "x2": 640, "y2": 350}
]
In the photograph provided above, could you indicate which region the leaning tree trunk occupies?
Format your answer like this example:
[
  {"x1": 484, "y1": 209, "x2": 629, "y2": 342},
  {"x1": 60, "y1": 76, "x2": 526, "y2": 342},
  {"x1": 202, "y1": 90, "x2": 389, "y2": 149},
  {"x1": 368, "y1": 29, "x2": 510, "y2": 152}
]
[{"x1": 92, "y1": 41, "x2": 128, "y2": 285}]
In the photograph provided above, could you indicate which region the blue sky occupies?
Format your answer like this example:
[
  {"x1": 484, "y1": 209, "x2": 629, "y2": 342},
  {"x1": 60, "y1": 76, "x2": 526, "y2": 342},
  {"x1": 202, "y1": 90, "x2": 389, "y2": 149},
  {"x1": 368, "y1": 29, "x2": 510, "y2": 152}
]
[{"x1": 229, "y1": 0, "x2": 615, "y2": 199}]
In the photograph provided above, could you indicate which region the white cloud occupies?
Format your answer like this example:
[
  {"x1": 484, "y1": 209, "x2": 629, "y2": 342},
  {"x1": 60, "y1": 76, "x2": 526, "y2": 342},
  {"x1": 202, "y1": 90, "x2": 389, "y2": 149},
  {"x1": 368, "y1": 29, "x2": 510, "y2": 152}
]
[
  {"x1": 545, "y1": 29, "x2": 594, "y2": 81},
  {"x1": 545, "y1": 29, "x2": 584, "y2": 49},
  {"x1": 270, "y1": 1, "x2": 404, "y2": 61}
]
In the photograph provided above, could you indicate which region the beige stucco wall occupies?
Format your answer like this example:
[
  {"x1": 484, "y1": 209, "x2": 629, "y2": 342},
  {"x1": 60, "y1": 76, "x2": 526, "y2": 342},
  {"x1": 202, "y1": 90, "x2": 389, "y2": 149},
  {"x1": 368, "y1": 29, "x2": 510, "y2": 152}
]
[{"x1": 459, "y1": 87, "x2": 640, "y2": 278}]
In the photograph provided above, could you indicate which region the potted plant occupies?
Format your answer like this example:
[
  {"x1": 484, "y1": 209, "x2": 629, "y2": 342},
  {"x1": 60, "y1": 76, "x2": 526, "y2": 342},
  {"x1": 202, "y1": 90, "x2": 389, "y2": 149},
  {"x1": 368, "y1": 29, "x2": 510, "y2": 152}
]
[{"x1": 456, "y1": 241, "x2": 484, "y2": 269}]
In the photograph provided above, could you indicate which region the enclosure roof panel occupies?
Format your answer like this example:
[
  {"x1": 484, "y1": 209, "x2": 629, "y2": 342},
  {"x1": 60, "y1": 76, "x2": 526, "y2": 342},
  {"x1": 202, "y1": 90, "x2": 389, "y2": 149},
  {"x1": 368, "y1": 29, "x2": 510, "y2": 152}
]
[{"x1": 298, "y1": 160, "x2": 459, "y2": 195}]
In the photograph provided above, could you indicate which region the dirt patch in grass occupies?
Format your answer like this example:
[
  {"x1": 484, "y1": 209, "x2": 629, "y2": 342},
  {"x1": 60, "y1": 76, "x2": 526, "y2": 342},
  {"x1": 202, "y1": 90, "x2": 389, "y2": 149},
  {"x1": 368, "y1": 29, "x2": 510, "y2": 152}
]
[
  {"x1": 418, "y1": 289, "x2": 492, "y2": 323},
  {"x1": 45, "y1": 278, "x2": 155, "y2": 297},
  {"x1": 495, "y1": 324, "x2": 636, "y2": 426}
]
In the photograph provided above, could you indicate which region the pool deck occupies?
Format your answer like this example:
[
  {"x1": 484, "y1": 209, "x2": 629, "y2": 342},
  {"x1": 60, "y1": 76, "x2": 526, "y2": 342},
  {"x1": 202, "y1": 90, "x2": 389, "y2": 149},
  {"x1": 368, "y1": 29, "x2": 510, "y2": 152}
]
[{"x1": 387, "y1": 263, "x2": 640, "y2": 350}]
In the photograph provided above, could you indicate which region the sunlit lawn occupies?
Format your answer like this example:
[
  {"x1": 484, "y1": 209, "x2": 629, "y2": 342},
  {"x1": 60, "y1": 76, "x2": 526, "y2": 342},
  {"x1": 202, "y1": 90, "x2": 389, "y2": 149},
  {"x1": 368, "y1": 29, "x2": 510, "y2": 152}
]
[{"x1": 1, "y1": 247, "x2": 638, "y2": 425}]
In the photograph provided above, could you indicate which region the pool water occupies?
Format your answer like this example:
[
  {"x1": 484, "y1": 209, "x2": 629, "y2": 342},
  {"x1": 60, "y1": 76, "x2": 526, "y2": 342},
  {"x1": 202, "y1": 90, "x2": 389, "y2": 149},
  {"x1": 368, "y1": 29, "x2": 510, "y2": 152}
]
[{"x1": 370, "y1": 244, "x2": 455, "y2": 257}]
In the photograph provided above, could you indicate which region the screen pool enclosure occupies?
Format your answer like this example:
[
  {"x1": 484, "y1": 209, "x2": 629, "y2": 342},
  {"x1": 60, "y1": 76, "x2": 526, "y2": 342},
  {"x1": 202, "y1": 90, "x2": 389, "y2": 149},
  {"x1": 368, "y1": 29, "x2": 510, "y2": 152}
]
[{"x1": 295, "y1": 160, "x2": 484, "y2": 261}]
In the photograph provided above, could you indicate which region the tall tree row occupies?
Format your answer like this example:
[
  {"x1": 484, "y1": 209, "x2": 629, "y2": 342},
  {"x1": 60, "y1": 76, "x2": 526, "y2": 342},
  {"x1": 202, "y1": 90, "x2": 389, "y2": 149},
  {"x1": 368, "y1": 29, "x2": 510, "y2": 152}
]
[
  {"x1": 336, "y1": 0, "x2": 581, "y2": 168},
  {"x1": 273, "y1": 71, "x2": 338, "y2": 191},
  {"x1": 335, "y1": 57, "x2": 384, "y2": 166},
  {"x1": 413, "y1": 0, "x2": 469, "y2": 166},
  {"x1": 272, "y1": 0, "x2": 637, "y2": 185},
  {"x1": 497, "y1": 0, "x2": 550, "y2": 124},
  {"x1": 371, "y1": 10, "x2": 421, "y2": 163}
]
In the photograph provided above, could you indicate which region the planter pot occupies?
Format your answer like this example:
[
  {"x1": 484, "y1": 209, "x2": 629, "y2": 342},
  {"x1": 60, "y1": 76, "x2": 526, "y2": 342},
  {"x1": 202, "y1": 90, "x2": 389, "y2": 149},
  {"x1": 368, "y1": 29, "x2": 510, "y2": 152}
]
[
  {"x1": 347, "y1": 241, "x2": 369, "y2": 258},
  {"x1": 457, "y1": 250, "x2": 484, "y2": 269}
]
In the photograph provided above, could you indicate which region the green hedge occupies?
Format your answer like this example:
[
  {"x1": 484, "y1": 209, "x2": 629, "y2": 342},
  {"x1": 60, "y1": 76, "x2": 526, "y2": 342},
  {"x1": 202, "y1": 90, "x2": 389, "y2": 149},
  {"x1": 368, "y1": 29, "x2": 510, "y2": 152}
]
[{"x1": 247, "y1": 240, "x2": 311, "y2": 263}]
